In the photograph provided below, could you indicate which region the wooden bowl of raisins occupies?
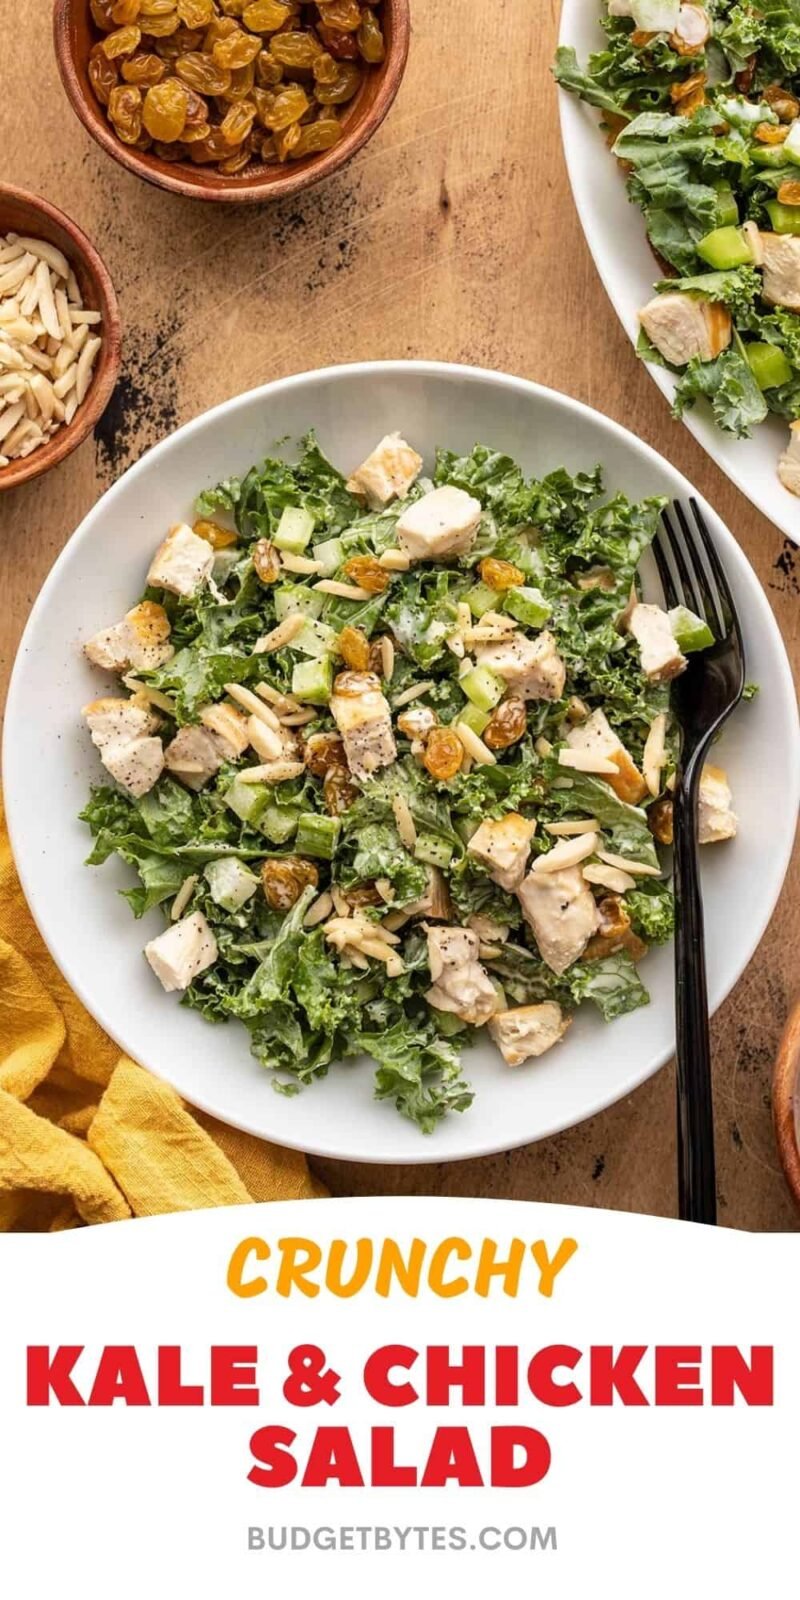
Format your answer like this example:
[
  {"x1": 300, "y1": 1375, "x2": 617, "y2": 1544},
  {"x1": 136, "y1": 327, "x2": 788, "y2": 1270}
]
[{"x1": 54, "y1": 0, "x2": 410, "y2": 204}]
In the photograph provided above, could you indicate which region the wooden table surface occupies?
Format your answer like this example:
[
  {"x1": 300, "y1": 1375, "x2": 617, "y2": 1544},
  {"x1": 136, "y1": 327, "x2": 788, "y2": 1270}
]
[{"x1": 2, "y1": 0, "x2": 798, "y2": 1228}]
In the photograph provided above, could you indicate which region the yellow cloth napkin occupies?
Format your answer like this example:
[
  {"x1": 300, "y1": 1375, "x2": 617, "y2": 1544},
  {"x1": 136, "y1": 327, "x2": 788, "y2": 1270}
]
[{"x1": 0, "y1": 800, "x2": 324, "y2": 1231}]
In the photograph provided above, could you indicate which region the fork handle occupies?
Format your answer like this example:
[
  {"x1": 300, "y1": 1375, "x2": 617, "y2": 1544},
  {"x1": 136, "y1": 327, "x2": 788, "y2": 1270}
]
[{"x1": 672, "y1": 756, "x2": 717, "y2": 1225}]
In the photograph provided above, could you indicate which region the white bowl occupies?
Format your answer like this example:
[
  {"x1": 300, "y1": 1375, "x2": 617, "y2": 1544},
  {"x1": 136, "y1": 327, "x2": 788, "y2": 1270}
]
[
  {"x1": 558, "y1": 0, "x2": 800, "y2": 546},
  {"x1": 4, "y1": 362, "x2": 798, "y2": 1163}
]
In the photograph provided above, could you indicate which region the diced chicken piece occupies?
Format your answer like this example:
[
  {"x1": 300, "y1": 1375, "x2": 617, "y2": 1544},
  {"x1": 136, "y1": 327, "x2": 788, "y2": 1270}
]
[
  {"x1": 517, "y1": 866, "x2": 600, "y2": 976},
  {"x1": 346, "y1": 432, "x2": 423, "y2": 509},
  {"x1": 488, "y1": 1002, "x2": 571, "y2": 1066},
  {"x1": 467, "y1": 812, "x2": 537, "y2": 891},
  {"x1": 698, "y1": 763, "x2": 737, "y2": 844},
  {"x1": 164, "y1": 725, "x2": 226, "y2": 791},
  {"x1": 146, "y1": 522, "x2": 215, "y2": 597},
  {"x1": 330, "y1": 678, "x2": 397, "y2": 783},
  {"x1": 639, "y1": 293, "x2": 731, "y2": 367},
  {"x1": 199, "y1": 701, "x2": 251, "y2": 758},
  {"x1": 778, "y1": 420, "x2": 800, "y2": 497},
  {"x1": 425, "y1": 925, "x2": 499, "y2": 1027},
  {"x1": 628, "y1": 603, "x2": 687, "y2": 682},
  {"x1": 760, "y1": 233, "x2": 800, "y2": 312},
  {"x1": 405, "y1": 865, "x2": 453, "y2": 920},
  {"x1": 476, "y1": 630, "x2": 566, "y2": 701},
  {"x1": 566, "y1": 708, "x2": 647, "y2": 805},
  {"x1": 84, "y1": 601, "x2": 174, "y2": 674},
  {"x1": 673, "y1": 4, "x2": 711, "y2": 48},
  {"x1": 83, "y1": 695, "x2": 165, "y2": 798},
  {"x1": 144, "y1": 910, "x2": 218, "y2": 993},
  {"x1": 396, "y1": 486, "x2": 482, "y2": 560}
]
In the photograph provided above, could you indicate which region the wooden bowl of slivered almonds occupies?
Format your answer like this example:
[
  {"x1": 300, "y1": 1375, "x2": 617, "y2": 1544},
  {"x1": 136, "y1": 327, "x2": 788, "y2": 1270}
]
[
  {"x1": 774, "y1": 1001, "x2": 800, "y2": 1210},
  {"x1": 0, "y1": 184, "x2": 121, "y2": 492}
]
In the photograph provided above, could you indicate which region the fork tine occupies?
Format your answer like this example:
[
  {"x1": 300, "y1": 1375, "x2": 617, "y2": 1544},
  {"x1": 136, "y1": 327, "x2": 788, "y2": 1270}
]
[
  {"x1": 655, "y1": 510, "x2": 682, "y2": 609},
  {"x1": 669, "y1": 500, "x2": 717, "y2": 633},
  {"x1": 688, "y1": 497, "x2": 742, "y2": 648},
  {"x1": 673, "y1": 500, "x2": 725, "y2": 640}
]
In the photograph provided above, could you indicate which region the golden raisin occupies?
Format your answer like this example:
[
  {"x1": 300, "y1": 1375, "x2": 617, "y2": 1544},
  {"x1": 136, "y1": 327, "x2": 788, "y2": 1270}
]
[
  {"x1": 121, "y1": 49, "x2": 167, "y2": 82},
  {"x1": 338, "y1": 625, "x2": 371, "y2": 670},
  {"x1": 630, "y1": 29, "x2": 656, "y2": 45},
  {"x1": 141, "y1": 0, "x2": 179, "y2": 12},
  {"x1": 256, "y1": 49, "x2": 284, "y2": 85},
  {"x1": 193, "y1": 517, "x2": 238, "y2": 549},
  {"x1": 261, "y1": 855, "x2": 318, "y2": 911},
  {"x1": 423, "y1": 726, "x2": 464, "y2": 782},
  {"x1": 333, "y1": 669, "x2": 380, "y2": 696},
  {"x1": 323, "y1": 764, "x2": 359, "y2": 815},
  {"x1": 220, "y1": 97, "x2": 257, "y2": 141},
  {"x1": 252, "y1": 538, "x2": 282, "y2": 583},
  {"x1": 484, "y1": 696, "x2": 527, "y2": 751},
  {"x1": 112, "y1": 0, "x2": 142, "y2": 22},
  {"x1": 143, "y1": 77, "x2": 189, "y2": 137},
  {"x1": 315, "y1": 63, "x2": 362, "y2": 104},
  {"x1": 305, "y1": 732, "x2": 347, "y2": 777},
  {"x1": 225, "y1": 60, "x2": 257, "y2": 99},
  {"x1": 670, "y1": 70, "x2": 706, "y2": 104},
  {"x1": 317, "y1": 21, "x2": 360, "y2": 59},
  {"x1": 140, "y1": 11, "x2": 181, "y2": 36},
  {"x1": 270, "y1": 30, "x2": 320, "y2": 67},
  {"x1": 357, "y1": 7, "x2": 384, "y2": 63},
  {"x1": 313, "y1": 50, "x2": 340, "y2": 84},
  {"x1": 755, "y1": 121, "x2": 788, "y2": 144},
  {"x1": 597, "y1": 895, "x2": 631, "y2": 942},
  {"x1": 397, "y1": 705, "x2": 438, "y2": 741},
  {"x1": 274, "y1": 122, "x2": 303, "y2": 159},
  {"x1": 291, "y1": 120, "x2": 342, "y2": 156},
  {"x1": 181, "y1": 120, "x2": 212, "y2": 142},
  {"x1": 243, "y1": 0, "x2": 291, "y2": 27},
  {"x1": 175, "y1": 50, "x2": 232, "y2": 92},
  {"x1": 182, "y1": 81, "x2": 209, "y2": 121},
  {"x1": 212, "y1": 27, "x2": 262, "y2": 67},
  {"x1": 261, "y1": 82, "x2": 310, "y2": 128},
  {"x1": 176, "y1": 0, "x2": 214, "y2": 24},
  {"x1": 648, "y1": 797, "x2": 674, "y2": 846},
  {"x1": 764, "y1": 83, "x2": 800, "y2": 122},
  {"x1": 219, "y1": 138, "x2": 255, "y2": 173},
  {"x1": 91, "y1": 0, "x2": 117, "y2": 28},
  {"x1": 102, "y1": 23, "x2": 143, "y2": 56},
  {"x1": 89, "y1": 43, "x2": 120, "y2": 105},
  {"x1": 317, "y1": 0, "x2": 362, "y2": 29},
  {"x1": 668, "y1": 30, "x2": 704, "y2": 55},
  {"x1": 341, "y1": 554, "x2": 389, "y2": 593},
  {"x1": 479, "y1": 556, "x2": 524, "y2": 591},
  {"x1": 108, "y1": 84, "x2": 144, "y2": 141},
  {"x1": 778, "y1": 179, "x2": 800, "y2": 205},
  {"x1": 346, "y1": 883, "x2": 384, "y2": 907}
]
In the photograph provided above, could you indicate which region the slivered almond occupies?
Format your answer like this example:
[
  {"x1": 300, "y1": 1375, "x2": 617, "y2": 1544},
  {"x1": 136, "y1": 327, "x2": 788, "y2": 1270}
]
[
  {"x1": 165, "y1": 761, "x2": 206, "y2": 775},
  {"x1": 246, "y1": 714, "x2": 284, "y2": 762},
  {"x1": 545, "y1": 817, "x2": 600, "y2": 836},
  {"x1": 392, "y1": 793, "x2": 417, "y2": 851},
  {"x1": 379, "y1": 548, "x2": 411, "y2": 571},
  {"x1": 532, "y1": 831, "x2": 599, "y2": 874},
  {"x1": 225, "y1": 681, "x2": 285, "y2": 727},
  {"x1": 331, "y1": 887, "x2": 350, "y2": 918},
  {"x1": 281, "y1": 553, "x2": 323, "y2": 575},
  {"x1": 375, "y1": 878, "x2": 394, "y2": 902},
  {"x1": 381, "y1": 636, "x2": 395, "y2": 681},
  {"x1": 280, "y1": 709, "x2": 316, "y2": 726},
  {"x1": 392, "y1": 680, "x2": 436, "y2": 708},
  {"x1": 171, "y1": 874, "x2": 199, "y2": 921},
  {"x1": 596, "y1": 849, "x2": 662, "y2": 878},
  {"x1": 557, "y1": 748, "x2": 618, "y2": 776},
  {"x1": 304, "y1": 891, "x2": 334, "y2": 928},
  {"x1": 313, "y1": 579, "x2": 372, "y2": 600},
  {"x1": 382, "y1": 909, "x2": 410, "y2": 932},
  {"x1": 255, "y1": 681, "x2": 301, "y2": 713},
  {"x1": 535, "y1": 736, "x2": 553, "y2": 757},
  {"x1": 237, "y1": 759, "x2": 305, "y2": 784},
  {"x1": 122, "y1": 676, "x2": 177, "y2": 715},
  {"x1": 643, "y1": 711, "x2": 668, "y2": 798},
  {"x1": 583, "y1": 863, "x2": 636, "y2": 893},
  {"x1": 455, "y1": 721, "x2": 496, "y2": 766},
  {"x1": 253, "y1": 613, "x2": 306, "y2": 653}
]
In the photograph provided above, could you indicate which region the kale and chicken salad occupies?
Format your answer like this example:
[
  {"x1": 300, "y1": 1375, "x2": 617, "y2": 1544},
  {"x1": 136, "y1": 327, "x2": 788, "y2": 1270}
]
[
  {"x1": 79, "y1": 429, "x2": 738, "y2": 1133},
  {"x1": 555, "y1": 1, "x2": 800, "y2": 494}
]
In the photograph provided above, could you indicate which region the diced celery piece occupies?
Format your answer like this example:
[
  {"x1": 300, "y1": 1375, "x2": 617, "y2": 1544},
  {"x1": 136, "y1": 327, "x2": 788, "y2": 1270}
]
[
  {"x1": 460, "y1": 664, "x2": 505, "y2": 712},
  {"x1": 746, "y1": 341, "x2": 793, "y2": 390},
  {"x1": 465, "y1": 580, "x2": 500, "y2": 618},
  {"x1": 751, "y1": 146, "x2": 790, "y2": 168},
  {"x1": 295, "y1": 618, "x2": 338, "y2": 659},
  {"x1": 295, "y1": 812, "x2": 340, "y2": 860},
  {"x1": 669, "y1": 605, "x2": 715, "y2": 654},
  {"x1": 765, "y1": 199, "x2": 800, "y2": 234},
  {"x1": 696, "y1": 225, "x2": 753, "y2": 269},
  {"x1": 784, "y1": 119, "x2": 800, "y2": 165},
  {"x1": 274, "y1": 505, "x2": 315, "y2": 554},
  {"x1": 457, "y1": 702, "x2": 491, "y2": 737},
  {"x1": 260, "y1": 804, "x2": 300, "y2": 844},
  {"x1": 292, "y1": 655, "x2": 333, "y2": 704},
  {"x1": 312, "y1": 536, "x2": 345, "y2": 577},
  {"x1": 204, "y1": 857, "x2": 259, "y2": 912},
  {"x1": 503, "y1": 584, "x2": 552, "y2": 628},
  {"x1": 225, "y1": 777, "x2": 269, "y2": 828},
  {"x1": 713, "y1": 182, "x2": 739, "y2": 228},
  {"x1": 414, "y1": 832, "x2": 454, "y2": 869},
  {"x1": 274, "y1": 584, "x2": 324, "y2": 622}
]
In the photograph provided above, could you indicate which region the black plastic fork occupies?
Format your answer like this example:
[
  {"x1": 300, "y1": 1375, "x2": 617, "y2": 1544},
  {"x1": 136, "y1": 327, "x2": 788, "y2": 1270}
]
[{"x1": 653, "y1": 499, "x2": 745, "y2": 1227}]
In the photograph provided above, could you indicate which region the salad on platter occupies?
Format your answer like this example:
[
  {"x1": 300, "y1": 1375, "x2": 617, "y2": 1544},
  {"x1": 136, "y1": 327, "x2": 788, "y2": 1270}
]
[
  {"x1": 555, "y1": 0, "x2": 800, "y2": 494},
  {"x1": 79, "y1": 429, "x2": 738, "y2": 1132}
]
